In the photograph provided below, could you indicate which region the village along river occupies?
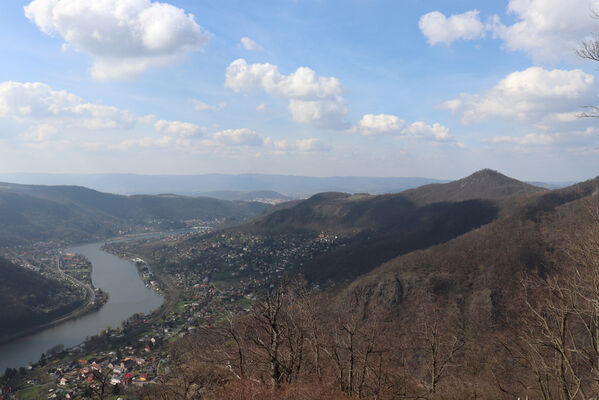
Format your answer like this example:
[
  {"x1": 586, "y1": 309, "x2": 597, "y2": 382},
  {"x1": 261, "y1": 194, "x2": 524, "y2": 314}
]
[{"x1": 0, "y1": 240, "x2": 164, "y2": 372}]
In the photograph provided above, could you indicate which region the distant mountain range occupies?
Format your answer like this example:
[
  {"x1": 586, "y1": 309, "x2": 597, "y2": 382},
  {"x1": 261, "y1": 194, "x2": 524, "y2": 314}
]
[
  {"x1": 0, "y1": 182, "x2": 269, "y2": 245},
  {"x1": 0, "y1": 173, "x2": 448, "y2": 197}
]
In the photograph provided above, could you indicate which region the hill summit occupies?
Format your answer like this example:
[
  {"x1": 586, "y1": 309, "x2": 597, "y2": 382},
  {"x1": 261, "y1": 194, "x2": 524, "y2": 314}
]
[{"x1": 402, "y1": 168, "x2": 545, "y2": 206}]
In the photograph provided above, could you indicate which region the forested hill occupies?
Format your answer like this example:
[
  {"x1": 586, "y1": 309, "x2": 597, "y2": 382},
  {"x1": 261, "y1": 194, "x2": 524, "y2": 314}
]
[
  {"x1": 0, "y1": 182, "x2": 270, "y2": 245},
  {"x1": 400, "y1": 168, "x2": 545, "y2": 205},
  {"x1": 345, "y1": 174, "x2": 599, "y2": 324},
  {"x1": 0, "y1": 257, "x2": 84, "y2": 338},
  {"x1": 244, "y1": 169, "x2": 545, "y2": 234},
  {"x1": 201, "y1": 169, "x2": 543, "y2": 283}
]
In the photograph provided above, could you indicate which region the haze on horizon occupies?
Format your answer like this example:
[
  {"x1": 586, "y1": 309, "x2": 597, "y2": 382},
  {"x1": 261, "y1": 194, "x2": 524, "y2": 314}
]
[{"x1": 1, "y1": 0, "x2": 599, "y2": 182}]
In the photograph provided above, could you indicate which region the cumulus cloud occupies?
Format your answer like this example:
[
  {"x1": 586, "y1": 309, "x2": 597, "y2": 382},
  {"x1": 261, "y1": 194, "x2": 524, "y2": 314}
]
[
  {"x1": 225, "y1": 58, "x2": 343, "y2": 99},
  {"x1": 0, "y1": 80, "x2": 278, "y2": 155},
  {"x1": 442, "y1": 67, "x2": 596, "y2": 124},
  {"x1": 419, "y1": 1, "x2": 599, "y2": 61},
  {"x1": 154, "y1": 119, "x2": 205, "y2": 137},
  {"x1": 492, "y1": 0, "x2": 599, "y2": 61},
  {"x1": 0, "y1": 81, "x2": 80, "y2": 117},
  {"x1": 24, "y1": 0, "x2": 211, "y2": 79},
  {"x1": 213, "y1": 128, "x2": 263, "y2": 146},
  {"x1": 225, "y1": 58, "x2": 348, "y2": 129},
  {"x1": 191, "y1": 99, "x2": 226, "y2": 111},
  {"x1": 354, "y1": 113, "x2": 405, "y2": 136},
  {"x1": 353, "y1": 113, "x2": 454, "y2": 142},
  {"x1": 0, "y1": 81, "x2": 138, "y2": 129},
  {"x1": 288, "y1": 98, "x2": 349, "y2": 129},
  {"x1": 404, "y1": 121, "x2": 453, "y2": 141},
  {"x1": 256, "y1": 103, "x2": 268, "y2": 112},
  {"x1": 419, "y1": 10, "x2": 485, "y2": 45},
  {"x1": 239, "y1": 37, "x2": 263, "y2": 51}
]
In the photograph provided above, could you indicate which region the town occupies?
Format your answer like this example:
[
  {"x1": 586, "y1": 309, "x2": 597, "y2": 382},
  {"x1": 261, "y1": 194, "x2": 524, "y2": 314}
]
[{"x1": 0, "y1": 229, "x2": 344, "y2": 399}]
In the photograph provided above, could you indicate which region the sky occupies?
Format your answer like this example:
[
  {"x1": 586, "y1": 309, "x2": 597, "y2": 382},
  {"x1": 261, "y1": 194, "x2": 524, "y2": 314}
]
[{"x1": 1, "y1": 0, "x2": 599, "y2": 181}]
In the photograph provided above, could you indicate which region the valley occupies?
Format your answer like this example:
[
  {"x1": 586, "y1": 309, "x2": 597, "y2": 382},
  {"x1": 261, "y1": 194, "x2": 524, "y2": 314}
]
[{"x1": 2, "y1": 169, "x2": 596, "y2": 399}]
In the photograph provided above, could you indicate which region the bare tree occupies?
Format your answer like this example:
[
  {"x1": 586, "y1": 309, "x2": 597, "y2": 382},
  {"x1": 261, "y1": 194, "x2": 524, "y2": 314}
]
[
  {"x1": 578, "y1": 12, "x2": 599, "y2": 118},
  {"x1": 415, "y1": 301, "x2": 465, "y2": 396},
  {"x1": 515, "y1": 199, "x2": 599, "y2": 400}
]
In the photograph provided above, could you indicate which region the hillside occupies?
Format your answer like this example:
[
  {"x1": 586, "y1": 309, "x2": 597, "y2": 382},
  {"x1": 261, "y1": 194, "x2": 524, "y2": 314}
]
[
  {"x1": 246, "y1": 169, "x2": 545, "y2": 233},
  {"x1": 0, "y1": 258, "x2": 85, "y2": 338},
  {"x1": 114, "y1": 169, "x2": 592, "y2": 399},
  {"x1": 234, "y1": 169, "x2": 546, "y2": 282},
  {"x1": 0, "y1": 182, "x2": 270, "y2": 245},
  {"x1": 345, "y1": 174, "x2": 599, "y2": 325}
]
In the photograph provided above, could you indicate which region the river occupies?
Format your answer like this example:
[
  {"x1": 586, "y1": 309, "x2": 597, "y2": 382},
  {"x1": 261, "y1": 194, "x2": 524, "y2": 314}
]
[{"x1": 0, "y1": 242, "x2": 163, "y2": 372}]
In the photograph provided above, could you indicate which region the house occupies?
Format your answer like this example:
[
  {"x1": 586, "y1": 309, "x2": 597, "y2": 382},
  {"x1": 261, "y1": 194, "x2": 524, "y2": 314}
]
[{"x1": 121, "y1": 373, "x2": 135, "y2": 385}]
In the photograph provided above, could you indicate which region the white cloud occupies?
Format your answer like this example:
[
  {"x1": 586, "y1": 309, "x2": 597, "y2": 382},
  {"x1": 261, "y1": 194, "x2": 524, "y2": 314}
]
[
  {"x1": 549, "y1": 112, "x2": 583, "y2": 123},
  {"x1": 0, "y1": 80, "x2": 274, "y2": 154},
  {"x1": 419, "y1": 10, "x2": 485, "y2": 45},
  {"x1": 491, "y1": 0, "x2": 599, "y2": 61},
  {"x1": 154, "y1": 119, "x2": 205, "y2": 137},
  {"x1": 0, "y1": 81, "x2": 138, "y2": 130},
  {"x1": 239, "y1": 36, "x2": 263, "y2": 51},
  {"x1": 268, "y1": 137, "x2": 331, "y2": 153},
  {"x1": 442, "y1": 67, "x2": 596, "y2": 124},
  {"x1": 420, "y1": 1, "x2": 599, "y2": 61},
  {"x1": 353, "y1": 113, "x2": 454, "y2": 142},
  {"x1": 225, "y1": 58, "x2": 347, "y2": 128},
  {"x1": 288, "y1": 98, "x2": 349, "y2": 129},
  {"x1": 212, "y1": 128, "x2": 263, "y2": 146},
  {"x1": 83, "y1": 135, "x2": 173, "y2": 151},
  {"x1": 67, "y1": 104, "x2": 136, "y2": 129},
  {"x1": 225, "y1": 58, "x2": 343, "y2": 99},
  {"x1": 24, "y1": 0, "x2": 211, "y2": 79},
  {"x1": 354, "y1": 113, "x2": 405, "y2": 135},
  {"x1": 22, "y1": 124, "x2": 59, "y2": 141},
  {"x1": 485, "y1": 133, "x2": 554, "y2": 145},
  {"x1": 0, "y1": 81, "x2": 80, "y2": 117},
  {"x1": 256, "y1": 103, "x2": 268, "y2": 112},
  {"x1": 191, "y1": 99, "x2": 226, "y2": 111},
  {"x1": 404, "y1": 121, "x2": 453, "y2": 141}
]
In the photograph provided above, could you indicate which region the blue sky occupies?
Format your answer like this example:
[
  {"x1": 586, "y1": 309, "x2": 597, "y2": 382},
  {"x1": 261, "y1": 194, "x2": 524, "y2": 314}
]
[{"x1": 1, "y1": 0, "x2": 598, "y2": 181}]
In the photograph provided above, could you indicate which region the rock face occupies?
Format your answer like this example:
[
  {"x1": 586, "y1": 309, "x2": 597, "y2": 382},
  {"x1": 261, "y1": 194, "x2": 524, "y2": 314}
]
[{"x1": 347, "y1": 276, "x2": 406, "y2": 307}]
